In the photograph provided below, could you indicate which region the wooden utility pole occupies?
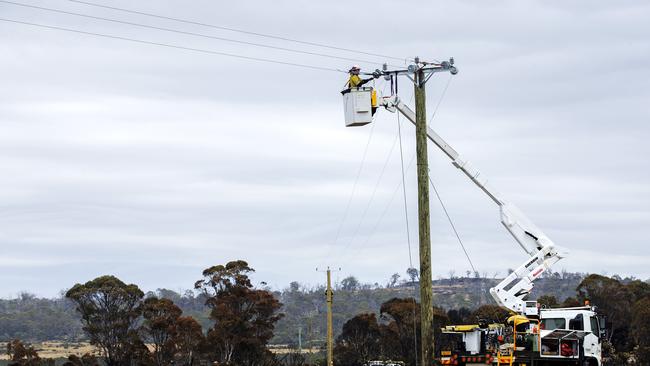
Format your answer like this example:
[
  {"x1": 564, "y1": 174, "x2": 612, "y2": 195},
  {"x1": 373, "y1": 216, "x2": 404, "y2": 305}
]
[
  {"x1": 326, "y1": 268, "x2": 334, "y2": 366},
  {"x1": 343, "y1": 57, "x2": 456, "y2": 366},
  {"x1": 317, "y1": 266, "x2": 339, "y2": 366},
  {"x1": 414, "y1": 57, "x2": 434, "y2": 366},
  {"x1": 298, "y1": 327, "x2": 302, "y2": 353}
]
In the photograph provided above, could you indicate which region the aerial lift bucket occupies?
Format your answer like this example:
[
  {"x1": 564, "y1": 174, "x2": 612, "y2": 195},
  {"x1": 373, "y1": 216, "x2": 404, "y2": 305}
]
[{"x1": 343, "y1": 87, "x2": 375, "y2": 127}]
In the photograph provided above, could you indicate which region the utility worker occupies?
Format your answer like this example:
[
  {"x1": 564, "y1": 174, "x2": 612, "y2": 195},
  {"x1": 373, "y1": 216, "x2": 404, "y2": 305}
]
[{"x1": 340, "y1": 65, "x2": 373, "y2": 95}]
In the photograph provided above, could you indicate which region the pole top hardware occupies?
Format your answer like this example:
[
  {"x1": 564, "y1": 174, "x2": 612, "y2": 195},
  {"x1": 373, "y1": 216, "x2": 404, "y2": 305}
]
[
  {"x1": 316, "y1": 267, "x2": 341, "y2": 272},
  {"x1": 375, "y1": 57, "x2": 458, "y2": 87}
]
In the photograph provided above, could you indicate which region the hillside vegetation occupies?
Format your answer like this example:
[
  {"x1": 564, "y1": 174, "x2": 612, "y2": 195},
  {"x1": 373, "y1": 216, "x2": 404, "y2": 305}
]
[
  {"x1": 0, "y1": 270, "x2": 585, "y2": 344},
  {"x1": 1, "y1": 266, "x2": 649, "y2": 365}
]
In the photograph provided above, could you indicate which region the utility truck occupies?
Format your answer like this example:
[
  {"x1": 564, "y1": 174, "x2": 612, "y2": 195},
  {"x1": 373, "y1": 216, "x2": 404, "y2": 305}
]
[{"x1": 342, "y1": 61, "x2": 606, "y2": 365}]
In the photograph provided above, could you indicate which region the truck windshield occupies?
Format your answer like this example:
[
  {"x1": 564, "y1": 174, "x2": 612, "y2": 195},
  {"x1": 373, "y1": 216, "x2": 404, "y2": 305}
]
[
  {"x1": 541, "y1": 318, "x2": 566, "y2": 330},
  {"x1": 569, "y1": 314, "x2": 584, "y2": 331}
]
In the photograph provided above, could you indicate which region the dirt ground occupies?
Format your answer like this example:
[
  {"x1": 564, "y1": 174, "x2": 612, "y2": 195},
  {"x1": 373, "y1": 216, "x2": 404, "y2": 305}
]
[
  {"x1": 0, "y1": 341, "x2": 98, "y2": 360},
  {"x1": 0, "y1": 342, "x2": 318, "y2": 360}
]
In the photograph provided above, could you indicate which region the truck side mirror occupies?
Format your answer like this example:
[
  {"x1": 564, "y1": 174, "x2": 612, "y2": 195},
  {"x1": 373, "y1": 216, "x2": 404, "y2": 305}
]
[{"x1": 598, "y1": 315, "x2": 607, "y2": 339}]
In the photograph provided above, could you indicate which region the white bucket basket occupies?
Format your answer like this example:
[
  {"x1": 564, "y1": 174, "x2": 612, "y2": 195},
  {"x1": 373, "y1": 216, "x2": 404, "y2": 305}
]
[{"x1": 343, "y1": 87, "x2": 373, "y2": 127}]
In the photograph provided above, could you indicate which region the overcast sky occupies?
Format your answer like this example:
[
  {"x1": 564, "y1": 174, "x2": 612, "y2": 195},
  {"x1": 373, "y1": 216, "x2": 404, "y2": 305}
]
[{"x1": 1, "y1": 0, "x2": 648, "y2": 298}]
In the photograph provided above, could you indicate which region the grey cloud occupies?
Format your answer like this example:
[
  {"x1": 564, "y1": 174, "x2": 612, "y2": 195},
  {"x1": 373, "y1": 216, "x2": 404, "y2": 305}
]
[{"x1": 0, "y1": 0, "x2": 648, "y2": 297}]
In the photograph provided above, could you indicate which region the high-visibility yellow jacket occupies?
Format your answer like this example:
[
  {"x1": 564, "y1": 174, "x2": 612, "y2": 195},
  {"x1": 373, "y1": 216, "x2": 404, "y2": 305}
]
[{"x1": 348, "y1": 74, "x2": 363, "y2": 88}]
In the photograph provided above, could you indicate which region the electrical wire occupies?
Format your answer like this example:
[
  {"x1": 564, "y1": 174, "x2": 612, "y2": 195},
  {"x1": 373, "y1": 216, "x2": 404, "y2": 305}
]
[
  {"x1": 351, "y1": 151, "x2": 415, "y2": 257},
  {"x1": 345, "y1": 89, "x2": 415, "y2": 258},
  {"x1": 398, "y1": 112, "x2": 418, "y2": 366},
  {"x1": 428, "y1": 74, "x2": 453, "y2": 123},
  {"x1": 421, "y1": 73, "x2": 474, "y2": 272},
  {"x1": 397, "y1": 113, "x2": 413, "y2": 269},
  {"x1": 330, "y1": 122, "x2": 377, "y2": 250},
  {"x1": 0, "y1": 18, "x2": 346, "y2": 73},
  {"x1": 0, "y1": 0, "x2": 398, "y2": 68},
  {"x1": 428, "y1": 174, "x2": 477, "y2": 273},
  {"x1": 330, "y1": 81, "x2": 389, "y2": 261},
  {"x1": 340, "y1": 126, "x2": 400, "y2": 256},
  {"x1": 63, "y1": 0, "x2": 412, "y2": 63},
  {"x1": 339, "y1": 146, "x2": 419, "y2": 363}
]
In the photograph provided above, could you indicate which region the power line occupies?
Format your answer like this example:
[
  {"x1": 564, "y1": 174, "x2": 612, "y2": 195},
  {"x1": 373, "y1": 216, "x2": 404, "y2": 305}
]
[
  {"x1": 1, "y1": 0, "x2": 398, "y2": 68},
  {"x1": 331, "y1": 122, "x2": 376, "y2": 249},
  {"x1": 64, "y1": 0, "x2": 412, "y2": 63},
  {"x1": 0, "y1": 18, "x2": 345, "y2": 73},
  {"x1": 339, "y1": 126, "x2": 400, "y2": 258},
  {"x1": 343, "y1": 91, "x2": 417, "y2": 259},
  {"x1": 350, "y1": 151, "x2": 416, "y2": 257},
  {"x1": 421, "y1": 73, "x2": 474, "y2": 271},
  {"x1": 428, "y1": 174, "x2": 477, "y2": 273},
  {"x1": 398, "y1": 112, "x2": 418, "y2": 366},
  {"x1": 397, "y1": 113, "x2": 413, "y2": 268},
  {"x1": 428, "y1": 74, "x2": 453, "y2": 123},
  {"x1": 329, "y1": 80, "x2": 388, "y2": 260}
]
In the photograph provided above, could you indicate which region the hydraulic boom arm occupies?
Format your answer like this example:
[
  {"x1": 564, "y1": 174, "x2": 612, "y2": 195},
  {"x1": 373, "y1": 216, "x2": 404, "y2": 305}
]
[{"x1": 381, "y1": 95, "x2": 568, "y2": 315}]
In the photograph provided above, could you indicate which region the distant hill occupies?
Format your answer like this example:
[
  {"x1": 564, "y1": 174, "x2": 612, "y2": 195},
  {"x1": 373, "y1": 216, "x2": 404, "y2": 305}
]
[
  {"x1": 271, "y1": 270, "x2": 586, "y2": 344},
  {"x1": 0, "y1": 271, "x2": 587, "y2": 344}
]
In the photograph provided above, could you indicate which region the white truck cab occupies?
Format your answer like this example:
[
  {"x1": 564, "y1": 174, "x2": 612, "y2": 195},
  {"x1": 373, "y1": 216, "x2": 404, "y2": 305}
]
[{"x1": 538, "y1": 307, "x2": 604, "y2": 366}]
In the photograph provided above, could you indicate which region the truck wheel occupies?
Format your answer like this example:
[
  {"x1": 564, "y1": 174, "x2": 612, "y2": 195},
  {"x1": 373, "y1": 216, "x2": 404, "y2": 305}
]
[{"x1": 582, "y1": 359, "x2": 597, "y2": 366}]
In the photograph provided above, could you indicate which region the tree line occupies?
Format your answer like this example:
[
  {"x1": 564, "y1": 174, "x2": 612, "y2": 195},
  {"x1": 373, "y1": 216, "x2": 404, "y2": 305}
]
[
  {"x1": 6, "y1": 260, "x2": 286, "y2": 366},
  {"x1": 2, "y1": 267, "x2": 649, "y2": 365},
  {"x1": 332, "y1": 274, "x2": 650, "y2": 366},
  {"x1": 274, "y1": 269, "x2": 584, "y2": 345},
  {"x1": 0, "y1": 270, "x2": 586, "y2": 345}
]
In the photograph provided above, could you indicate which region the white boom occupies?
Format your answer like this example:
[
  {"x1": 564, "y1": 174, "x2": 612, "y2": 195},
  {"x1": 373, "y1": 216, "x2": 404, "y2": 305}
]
[{"x1": 380, "y1": 95, "x2": 568, "y2": 315}]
